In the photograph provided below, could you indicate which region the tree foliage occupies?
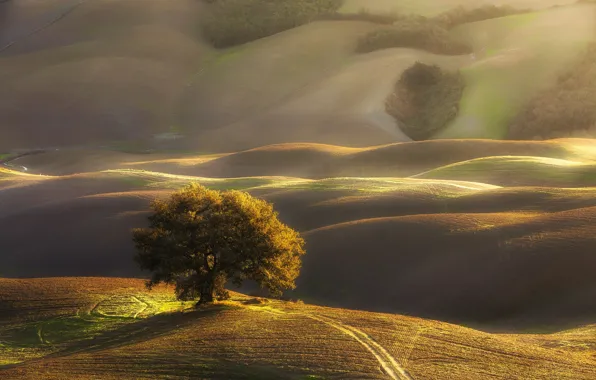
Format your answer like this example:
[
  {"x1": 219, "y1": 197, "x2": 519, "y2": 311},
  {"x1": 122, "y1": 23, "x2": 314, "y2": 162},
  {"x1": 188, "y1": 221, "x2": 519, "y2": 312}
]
[{"x1": 132, "y1": 183, "x2": 305, "y2": 304}]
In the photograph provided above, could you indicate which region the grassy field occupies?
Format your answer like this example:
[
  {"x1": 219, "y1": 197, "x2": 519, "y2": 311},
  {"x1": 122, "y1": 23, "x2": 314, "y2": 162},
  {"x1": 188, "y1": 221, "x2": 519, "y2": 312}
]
[{"x1": 1, "y1": 278, "x2": 595, "y2": 379}]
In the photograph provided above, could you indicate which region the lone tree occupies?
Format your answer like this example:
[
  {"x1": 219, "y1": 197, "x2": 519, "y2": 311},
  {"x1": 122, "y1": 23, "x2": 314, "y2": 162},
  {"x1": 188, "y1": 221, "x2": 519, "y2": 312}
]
[{"x1": 132, "y1": 183, "x2": 306, "y2": 305}]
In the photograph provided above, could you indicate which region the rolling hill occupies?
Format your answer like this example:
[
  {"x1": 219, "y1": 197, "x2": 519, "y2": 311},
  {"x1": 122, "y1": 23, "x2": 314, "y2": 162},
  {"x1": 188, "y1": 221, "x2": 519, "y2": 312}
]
[
  {"x1": 3, "y1": 0, "x2": 596, "y2": 378},
  {"x1": 2, "y1": 139, "x2": 596, "y2": 328},
  {"x1": 435, "y1": 3, "x2": 596, "y2": 139},
  {"x1": 2, "y1": 0, "x2": 595, "y2": 151},
  {"x1": 0, "y1": 278, "x2": 595, "y2": 379}
]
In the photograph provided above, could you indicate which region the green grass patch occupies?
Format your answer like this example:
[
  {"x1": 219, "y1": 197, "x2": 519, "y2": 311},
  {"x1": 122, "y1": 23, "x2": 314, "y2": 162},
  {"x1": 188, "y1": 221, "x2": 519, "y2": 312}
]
[
  {"x1": 416, "y1": 156, "x2": 596, "y2": 186},
  {"x1": 200, "y1": 0, "x2": 342, "y2": 48},
  {"x1": 258, "y1": 177, "x2": 495, "y2": 194},
  {"x1": 102, "y1": 170, "x2": 496, "y2": 195},
  {"x1": 0, "y1": 292, "x2": 194, "y2": 354},
  {"x1": 0, "y1": 358, "x2": 22, "y2": 366},
  {"x1": 103, "y1": 170, "x2": 304, "y2": 191}
]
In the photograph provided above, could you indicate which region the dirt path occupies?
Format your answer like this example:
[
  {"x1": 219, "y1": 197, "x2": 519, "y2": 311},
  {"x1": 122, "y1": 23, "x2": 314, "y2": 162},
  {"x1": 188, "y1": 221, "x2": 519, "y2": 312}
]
[
  {"x1": 249, "y1": 304, "x2": 414, "y2": 379},
  {"x1": 306, "y1": 314, "x2": 415, "y2": 380}
]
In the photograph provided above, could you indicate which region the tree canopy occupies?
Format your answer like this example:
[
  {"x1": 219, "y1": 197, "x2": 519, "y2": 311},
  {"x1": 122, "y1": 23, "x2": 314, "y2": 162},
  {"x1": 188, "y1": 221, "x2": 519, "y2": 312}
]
[{"x1": 132, "y1": 183, "x2": 305, "y2": 304}]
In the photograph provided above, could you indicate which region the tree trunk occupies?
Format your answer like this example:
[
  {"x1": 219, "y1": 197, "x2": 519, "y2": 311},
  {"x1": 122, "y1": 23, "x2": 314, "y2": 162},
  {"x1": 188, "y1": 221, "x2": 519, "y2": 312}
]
[
  {"x1": 197, "y1": 281, "x2": 214, "y2": 305},
  {"x1": 196, "y1": 254, "x2": 217, "y2": 306}
]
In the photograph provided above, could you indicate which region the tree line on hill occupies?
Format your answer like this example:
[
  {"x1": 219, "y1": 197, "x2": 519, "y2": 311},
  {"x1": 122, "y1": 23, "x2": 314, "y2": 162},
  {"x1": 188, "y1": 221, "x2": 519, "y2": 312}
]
[{"x1": 200, "y1": 0, "x2": 527, "y2": 55}]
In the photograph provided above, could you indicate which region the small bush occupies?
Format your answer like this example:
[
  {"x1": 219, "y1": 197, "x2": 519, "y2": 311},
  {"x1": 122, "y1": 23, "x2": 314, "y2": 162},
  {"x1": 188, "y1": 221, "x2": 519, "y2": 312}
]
[
  {"x1": 200, "y1": 0, "x2": 342, "y2": 48},
  {"x1": 356, "y1": 21, "x2": 472, "y2": 55},
  {"x1": 508, "y1": 43, "x2": 596, "y2": 140},
  {"x1": 318, "y1": 8, "x2": 402, "y2": 25},
  {"x1": 400, "y1": 62, "x2": 443, "y2": 87},
  {"x1": 386, "y1": 62, "x2": 465, "y2": 140},
  {"x1": 433, "y1": 5, "x2": 529, "y2": 29}
]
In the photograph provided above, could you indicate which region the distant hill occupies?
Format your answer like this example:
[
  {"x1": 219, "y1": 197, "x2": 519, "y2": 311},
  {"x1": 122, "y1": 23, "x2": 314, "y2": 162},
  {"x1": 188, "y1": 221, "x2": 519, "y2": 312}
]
[
  {"x1": 2, "y1": 139, "x2": 596, "y2": 326},
  {"x1": 2, "y1": 0, "x2": 594, "y2": 151}
]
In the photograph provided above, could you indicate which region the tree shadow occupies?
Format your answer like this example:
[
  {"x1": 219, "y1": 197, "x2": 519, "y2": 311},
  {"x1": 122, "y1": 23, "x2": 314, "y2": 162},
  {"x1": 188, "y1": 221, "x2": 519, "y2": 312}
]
[{"x1": 3, "y1": 302, "x2": 323, "y2": 379}]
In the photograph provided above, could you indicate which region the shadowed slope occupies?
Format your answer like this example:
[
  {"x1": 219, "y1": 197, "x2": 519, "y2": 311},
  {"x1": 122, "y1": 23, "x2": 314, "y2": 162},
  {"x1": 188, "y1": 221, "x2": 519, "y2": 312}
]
[
  {"x1": 0, "y1": 0, "x2": 83, "y2": 53},
  {"x1": 300, "y1": 208, "x2": 596, "y2": 326},
  {"x1": 0, "y1": 0, "x2": 210, "y2": 150},
  {"x1": 2, "y1": 165, "x2": 596, "y2": 326}
]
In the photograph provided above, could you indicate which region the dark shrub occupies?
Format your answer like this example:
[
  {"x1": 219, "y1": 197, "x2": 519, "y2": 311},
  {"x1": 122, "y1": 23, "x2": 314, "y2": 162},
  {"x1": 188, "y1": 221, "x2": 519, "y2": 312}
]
[
  {"x1": 356, "y1": 21, "x2": 472, "y2": 55},
  {"x1": 318, "y1": 9, "x2": 400, "y2": 25},
  {"x1": 387, "y1": 62, "x2": 465, "y2": 140},
  {"x1": 400, "y1": 62, "x2": 443, "y2": 87},
  {"x1": 200, "y1": 0, "x2": 342, "y2": 48},
  {"x1": 433, "y1": 5, "x2": 529, "y2": 29},
  {"x1": 508, "y1": 43, "x2": 596, "y2": 140}
]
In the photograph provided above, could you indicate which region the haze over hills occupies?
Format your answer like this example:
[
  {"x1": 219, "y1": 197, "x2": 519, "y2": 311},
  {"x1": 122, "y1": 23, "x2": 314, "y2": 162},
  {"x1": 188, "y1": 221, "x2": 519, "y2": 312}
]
[
  {"x1": 2, "y1": 0, "x2": 596, "y2": 378},
  {"x1": 1, "y1": 0, "x2": 595, "y2": 151}
]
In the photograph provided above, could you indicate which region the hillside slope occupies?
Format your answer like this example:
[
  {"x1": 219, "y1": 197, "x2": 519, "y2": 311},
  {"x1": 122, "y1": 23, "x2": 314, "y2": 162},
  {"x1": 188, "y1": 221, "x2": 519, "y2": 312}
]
[
  {"x1": 435, "y1": 3, "x2": 596, "y2": 139},
  {"x1": 0, "y1": 0, "x2": 210, "y2": 150},
  {"x1": 8, "y1": 138, "x2": 590, "y2": 178},
  {"x1": 4, "y1": 0, "x2": 594, "y2": 151},
  {"x1": 2, "y1": 141, "x2": 596, "y2": 326},
  {"x1": 1, "y1": 278, "x2": 594, "y2": 379}
]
